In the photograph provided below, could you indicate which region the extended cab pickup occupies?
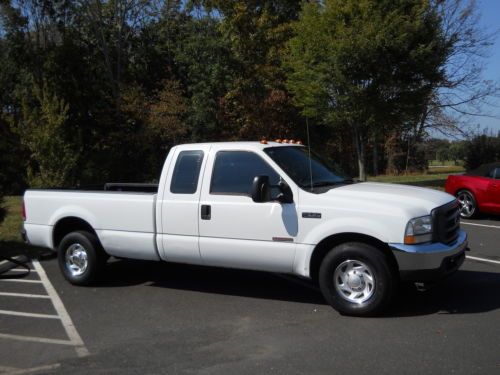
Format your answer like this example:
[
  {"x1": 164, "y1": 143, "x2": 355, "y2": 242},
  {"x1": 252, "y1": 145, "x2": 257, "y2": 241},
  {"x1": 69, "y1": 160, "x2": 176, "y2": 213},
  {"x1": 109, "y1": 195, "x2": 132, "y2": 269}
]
[{"x1": 23, "y1": 142, "x2": 468, "y2": 316}]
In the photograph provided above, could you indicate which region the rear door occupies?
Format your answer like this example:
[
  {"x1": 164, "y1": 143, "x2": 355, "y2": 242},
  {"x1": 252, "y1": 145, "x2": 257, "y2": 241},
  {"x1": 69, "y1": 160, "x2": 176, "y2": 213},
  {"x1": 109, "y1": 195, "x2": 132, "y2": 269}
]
[
  {"x1": 158, "y1": 144, "x2": 211, "y2": 264},
  {"x1": 198, "y1": 148, "x2": 298, "y2": 273}
]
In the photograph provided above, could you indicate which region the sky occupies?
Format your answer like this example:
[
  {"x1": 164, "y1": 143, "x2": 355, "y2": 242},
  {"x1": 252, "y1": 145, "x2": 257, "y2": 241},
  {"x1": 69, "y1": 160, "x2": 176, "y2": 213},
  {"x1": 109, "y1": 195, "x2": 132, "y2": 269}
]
[{"x1": 475, "y1": 0, "x2": 500, "y2": 134}]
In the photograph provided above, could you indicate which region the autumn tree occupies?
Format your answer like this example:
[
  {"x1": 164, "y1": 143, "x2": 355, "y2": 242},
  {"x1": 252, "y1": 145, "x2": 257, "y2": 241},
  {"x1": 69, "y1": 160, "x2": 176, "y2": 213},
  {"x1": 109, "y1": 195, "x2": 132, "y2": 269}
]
[{"x1": 196, "y1": 0, "x2": 301, "y2": 139}]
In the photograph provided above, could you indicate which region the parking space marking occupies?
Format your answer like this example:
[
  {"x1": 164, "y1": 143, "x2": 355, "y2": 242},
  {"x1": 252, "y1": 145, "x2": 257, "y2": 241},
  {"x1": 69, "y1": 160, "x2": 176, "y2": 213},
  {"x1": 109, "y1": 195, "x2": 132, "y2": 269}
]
[
  {"x1": 0, "y1": 279, "x2": 42, "y2": 284},
  {"x1": 0, "y1": 310, "x2": 59, "y2": 319},
  {"x1": 0, "y1": 333, "x2": 74, "y2": 346},
  {"x1": 0, "y1": 292, "x2": 49, "y2": 299},
  {"x1": 2, "y1": 363, "x2": 61, "y2": 375},
  {"x1": 461, "y1": 222, "x2": 500, "y2": 229},
  {"x1": 466, "y1": 255, "x2": 500, "y2": 265},
  {"x1": 32, "y1": 260, "x2": 89, "y2": 357}
]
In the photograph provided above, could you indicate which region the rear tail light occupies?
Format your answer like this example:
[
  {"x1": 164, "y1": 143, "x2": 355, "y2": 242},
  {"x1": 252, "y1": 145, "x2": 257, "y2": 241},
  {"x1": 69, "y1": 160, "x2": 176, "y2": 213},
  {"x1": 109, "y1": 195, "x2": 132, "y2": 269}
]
[{"x1": 22, "y1": 200, "x2": 26, "y2": 221}]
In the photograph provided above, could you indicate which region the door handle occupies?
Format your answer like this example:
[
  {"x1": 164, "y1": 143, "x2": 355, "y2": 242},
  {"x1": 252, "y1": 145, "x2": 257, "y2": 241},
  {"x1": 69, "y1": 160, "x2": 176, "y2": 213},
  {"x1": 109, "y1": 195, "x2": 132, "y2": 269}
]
[{"x1": 201, "y1": 205, "x2": 211, "y2": 220}]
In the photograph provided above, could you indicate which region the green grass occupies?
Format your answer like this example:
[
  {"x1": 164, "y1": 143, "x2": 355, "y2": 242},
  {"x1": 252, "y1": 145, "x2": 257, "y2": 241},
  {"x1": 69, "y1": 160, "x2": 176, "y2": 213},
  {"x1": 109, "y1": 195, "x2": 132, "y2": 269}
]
[
  {"x1": 368, "y1": 165, "x2": 464, "y2": 190},
  {"x1": 0, "y1": 196, "x2": 23, "y2": 242},
  {"x1": 0, "y1": 196, "x2": 48, "y2": 258},
  {"x1": 428, "y1": 160, "x2": 464, "y2": 167}
]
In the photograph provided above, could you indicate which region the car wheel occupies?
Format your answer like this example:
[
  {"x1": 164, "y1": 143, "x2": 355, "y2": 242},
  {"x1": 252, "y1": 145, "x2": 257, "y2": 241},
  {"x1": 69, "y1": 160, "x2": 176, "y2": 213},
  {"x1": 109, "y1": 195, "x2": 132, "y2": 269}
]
[
  {"x1": 58, "y1": 231, "x2": 107, "y2": 285},
  {"x1": 456, "y1": 190, "x2": 478, "y2": 218},
  {"x1": 318, "y1": 242, "x2": 396, "y2": 316}
]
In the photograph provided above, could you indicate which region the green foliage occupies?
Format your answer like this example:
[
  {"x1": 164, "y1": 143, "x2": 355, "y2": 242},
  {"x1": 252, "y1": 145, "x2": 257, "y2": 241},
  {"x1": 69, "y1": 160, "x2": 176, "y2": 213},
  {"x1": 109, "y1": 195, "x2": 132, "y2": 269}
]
[
  {"x1": 286, "y1": 0, "x2": 449, "y2": 179},
  {"x1": 464, "y1": 134, "x2": 500, "y2": 170},
  {"x1": 0, "y1": 0, "x2": 495, "y2": 189},
  {"x1": 13, "y1": 83, "x2": 79, "y2": 188}
]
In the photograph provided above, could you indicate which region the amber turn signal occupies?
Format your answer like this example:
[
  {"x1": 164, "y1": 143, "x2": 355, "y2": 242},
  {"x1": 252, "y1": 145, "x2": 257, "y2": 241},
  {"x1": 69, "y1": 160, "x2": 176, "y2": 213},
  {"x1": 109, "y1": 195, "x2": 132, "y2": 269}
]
[{"x1": 404, "y1": 235, "x2": 417, "y2": 244}]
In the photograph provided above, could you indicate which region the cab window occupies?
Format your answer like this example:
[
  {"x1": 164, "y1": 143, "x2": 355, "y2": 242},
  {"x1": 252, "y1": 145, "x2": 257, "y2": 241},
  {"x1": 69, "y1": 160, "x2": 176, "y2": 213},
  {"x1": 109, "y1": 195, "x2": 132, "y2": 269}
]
[
  {"x1": 210, "y1": 151, "x2": 280, "y2": 196},
  {"x1": 170, "y1": 150, "x2": 204, "y2": 194}
]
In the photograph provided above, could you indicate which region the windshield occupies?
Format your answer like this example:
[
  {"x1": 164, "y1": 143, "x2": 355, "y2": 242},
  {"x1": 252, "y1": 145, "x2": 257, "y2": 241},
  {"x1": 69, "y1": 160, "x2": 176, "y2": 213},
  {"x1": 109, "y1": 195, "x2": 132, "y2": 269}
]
[{"x1": 264, "y1": 146, "x2": 348, "y2": 190}]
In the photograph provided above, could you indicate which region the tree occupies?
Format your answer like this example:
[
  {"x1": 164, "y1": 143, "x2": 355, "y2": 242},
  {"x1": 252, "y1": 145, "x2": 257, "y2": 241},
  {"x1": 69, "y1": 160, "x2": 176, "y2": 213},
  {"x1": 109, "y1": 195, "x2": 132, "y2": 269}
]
[
  {"x1": 12, "y1": 83, "x2": 79, "y2": 188},
  {"x1": 148, "y1": 79, "x2": 188, "y2": 145},
  {"x1": 464, "y1": 133, "x2": 500, "y2": 170},
  {"x1": 173, "y1": 15, "x2": 233, "y2": 141},
  {"x1": 286, "y1": 0, "x2": 449, "y2": 180},
  {"x1": 404, "y1": 0, "x2": 500, "y2": 165},
  {"x1": 197, "y1": 0, "x2": 301, "y2": 139}
]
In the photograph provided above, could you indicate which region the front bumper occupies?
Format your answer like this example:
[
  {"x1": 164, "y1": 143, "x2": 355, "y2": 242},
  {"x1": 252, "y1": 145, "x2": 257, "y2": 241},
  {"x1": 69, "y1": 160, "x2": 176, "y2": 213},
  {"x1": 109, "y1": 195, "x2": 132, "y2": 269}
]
[{"x1": 389, "y1": 229, "x2": 468, "y2": 282}]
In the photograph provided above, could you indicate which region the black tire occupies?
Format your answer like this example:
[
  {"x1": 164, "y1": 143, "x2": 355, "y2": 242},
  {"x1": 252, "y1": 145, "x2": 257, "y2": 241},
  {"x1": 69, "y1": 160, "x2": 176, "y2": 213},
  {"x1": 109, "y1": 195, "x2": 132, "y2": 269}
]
[
  {"x1": 58, "y1": 231, "x2": 107, "y2": 285},
  {"x1": 318, "y1": 242, "x2": 396, "y2": 316},
  {"x1": 456, "y1": 190, "x2": 478, "y2": 218}
]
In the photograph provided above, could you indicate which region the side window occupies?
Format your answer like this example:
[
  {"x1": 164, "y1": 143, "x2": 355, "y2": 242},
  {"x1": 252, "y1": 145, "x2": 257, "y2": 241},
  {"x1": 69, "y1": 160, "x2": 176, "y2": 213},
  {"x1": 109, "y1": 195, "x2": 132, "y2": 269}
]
[
  {"x1": 170, "y1": 150, "x2": 204, "y2": 194},
  {"x1": 210, "y1": 151, "x2": 280, "y2": 196}
]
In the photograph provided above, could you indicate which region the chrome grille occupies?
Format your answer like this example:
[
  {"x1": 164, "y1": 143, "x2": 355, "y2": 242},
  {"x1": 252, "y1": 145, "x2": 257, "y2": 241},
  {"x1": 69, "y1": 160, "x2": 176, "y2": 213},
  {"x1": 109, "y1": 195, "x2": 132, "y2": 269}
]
[{"x1": 432, "y1": 201, "x2": 460, "y2": 244}]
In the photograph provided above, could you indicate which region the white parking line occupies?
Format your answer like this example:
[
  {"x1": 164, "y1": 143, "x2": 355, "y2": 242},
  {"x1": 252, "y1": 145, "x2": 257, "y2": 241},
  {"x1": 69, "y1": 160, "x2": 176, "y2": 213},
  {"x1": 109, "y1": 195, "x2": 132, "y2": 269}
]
[
  {"x1": 32, "y1": 260, "x2": 89, "y2": 357},
  {"x1": 0, "y1": 333, "x2": 74, "y2": 346},
  {"x1": 461, "y1": 222, "x2": 500, "y2": 229},
  {"x1": 0, "y1": 310, "x2": 59, "y2": 319},
  {"x1": 0, "y1": 279, "x2": 42, "y2": 284},
  {"x1": 0, "y1": 292, "x2": 49, "y2": 299},
  {"x1": 466, "y1": 255, "x2": 500, "y2": 265},
  {"x1": 2, "y1": 363, "x2": 61, "y2": 375}
]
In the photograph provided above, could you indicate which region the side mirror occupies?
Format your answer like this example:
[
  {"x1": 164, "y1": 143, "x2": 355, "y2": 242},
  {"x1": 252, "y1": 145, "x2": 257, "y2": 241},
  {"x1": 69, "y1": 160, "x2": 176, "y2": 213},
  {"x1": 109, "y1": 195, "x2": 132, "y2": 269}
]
[
  {"x1": 251, "y1": 175, "x2": 271, "y2": 203},
  {"x1": 276, "y1": 180, "x2": 294, "y2": 204},
  {"x1": 251, "y1": 176, "x2": 294, "y2": 204}
]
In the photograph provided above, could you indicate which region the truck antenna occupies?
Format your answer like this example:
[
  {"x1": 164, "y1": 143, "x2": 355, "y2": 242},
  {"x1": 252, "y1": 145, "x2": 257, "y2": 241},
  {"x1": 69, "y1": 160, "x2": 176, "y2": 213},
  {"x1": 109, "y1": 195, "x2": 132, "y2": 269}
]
[{"x1": 306, "y1": 117, "x2": 313, "y2": 192}]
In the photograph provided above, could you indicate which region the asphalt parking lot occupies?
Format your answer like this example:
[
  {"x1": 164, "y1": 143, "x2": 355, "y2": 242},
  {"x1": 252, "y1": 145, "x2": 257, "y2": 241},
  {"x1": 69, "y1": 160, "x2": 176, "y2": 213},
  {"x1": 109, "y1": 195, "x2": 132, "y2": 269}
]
[{"x1": 0, "y1": 218, "x2": 499, "y2": 375}]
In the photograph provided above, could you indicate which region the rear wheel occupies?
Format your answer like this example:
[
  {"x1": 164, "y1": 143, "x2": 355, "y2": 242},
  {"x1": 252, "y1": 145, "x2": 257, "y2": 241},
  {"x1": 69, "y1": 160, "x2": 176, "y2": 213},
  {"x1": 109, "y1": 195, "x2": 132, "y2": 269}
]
[
  {"x1": 58, "y1": 231, "x2": 107, "y2": 285},
  {"x1": 318, "y1": 242, "x2": 396, "y2": 316},
  {"x1": 457, "y1": 190, "x2": 477, "y2": 218}
]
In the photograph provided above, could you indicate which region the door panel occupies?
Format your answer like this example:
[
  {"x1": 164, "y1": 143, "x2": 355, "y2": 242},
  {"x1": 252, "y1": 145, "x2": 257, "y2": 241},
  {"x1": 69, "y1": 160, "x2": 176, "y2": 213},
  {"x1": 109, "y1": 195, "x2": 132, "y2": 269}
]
[
  {"x1": 159, "y1": 145, "x2": 211, "y2": 264},
  {"x1": 198, "y1": 149, "x2": 298, "y2": 272}
]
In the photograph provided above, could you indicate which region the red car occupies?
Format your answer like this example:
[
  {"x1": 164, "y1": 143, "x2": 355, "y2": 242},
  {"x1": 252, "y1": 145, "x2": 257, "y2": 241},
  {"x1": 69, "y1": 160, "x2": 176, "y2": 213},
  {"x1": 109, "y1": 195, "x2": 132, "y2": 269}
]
[{"x1": 445, "y1": 162, "x2": 500, "y2": 218}]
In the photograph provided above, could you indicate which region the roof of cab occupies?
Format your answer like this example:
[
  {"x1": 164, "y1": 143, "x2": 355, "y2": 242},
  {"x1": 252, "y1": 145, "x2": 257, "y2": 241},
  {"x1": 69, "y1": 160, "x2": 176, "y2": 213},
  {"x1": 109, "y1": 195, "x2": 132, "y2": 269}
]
[{"x1": 175, "y1": 141, "x2": 304, "y2": 151}]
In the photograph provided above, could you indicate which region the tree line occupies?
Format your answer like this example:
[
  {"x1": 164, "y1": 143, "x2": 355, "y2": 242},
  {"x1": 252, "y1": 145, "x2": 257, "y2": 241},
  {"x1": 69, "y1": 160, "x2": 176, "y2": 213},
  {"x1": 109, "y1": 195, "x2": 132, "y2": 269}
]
[{"x1": 0, "y1": 0, "x2": 498, "y2": 199}]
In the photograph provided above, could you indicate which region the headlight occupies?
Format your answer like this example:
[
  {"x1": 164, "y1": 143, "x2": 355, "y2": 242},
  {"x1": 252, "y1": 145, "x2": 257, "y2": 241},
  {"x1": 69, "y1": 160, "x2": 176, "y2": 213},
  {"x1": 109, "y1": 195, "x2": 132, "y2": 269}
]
[{"x1": 404, "y1": 215, "x2": 432, "y2": 244}]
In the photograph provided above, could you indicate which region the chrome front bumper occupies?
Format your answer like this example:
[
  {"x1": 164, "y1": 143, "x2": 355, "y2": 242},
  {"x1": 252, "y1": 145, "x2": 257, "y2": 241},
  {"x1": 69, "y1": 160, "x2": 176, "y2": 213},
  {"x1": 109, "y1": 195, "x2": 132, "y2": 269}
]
[{"x1": 389, "y1": 229, "x2": 468, "y2": 282}]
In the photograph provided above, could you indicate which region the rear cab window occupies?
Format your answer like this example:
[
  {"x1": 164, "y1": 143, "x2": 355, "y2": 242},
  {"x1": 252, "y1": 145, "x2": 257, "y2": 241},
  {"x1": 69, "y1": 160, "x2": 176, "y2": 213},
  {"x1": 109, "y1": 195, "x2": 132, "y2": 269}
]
[{"x1": 170, "y1": 150, "x2": 204, "y2": 194}]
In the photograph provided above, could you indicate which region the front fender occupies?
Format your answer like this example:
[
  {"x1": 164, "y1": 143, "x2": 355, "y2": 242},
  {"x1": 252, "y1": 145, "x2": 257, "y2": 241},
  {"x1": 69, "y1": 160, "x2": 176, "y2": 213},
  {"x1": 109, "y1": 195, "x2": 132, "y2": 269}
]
[{"x1": 293, "y1": 218, "x2": 394, "y2": 278}]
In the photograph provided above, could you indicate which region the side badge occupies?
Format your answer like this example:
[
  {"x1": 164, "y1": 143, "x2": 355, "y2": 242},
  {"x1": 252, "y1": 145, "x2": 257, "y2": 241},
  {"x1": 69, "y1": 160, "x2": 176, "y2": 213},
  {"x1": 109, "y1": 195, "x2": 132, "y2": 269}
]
[{"x1": 302, "y1": 212, "x2": 321, "y2": 219}]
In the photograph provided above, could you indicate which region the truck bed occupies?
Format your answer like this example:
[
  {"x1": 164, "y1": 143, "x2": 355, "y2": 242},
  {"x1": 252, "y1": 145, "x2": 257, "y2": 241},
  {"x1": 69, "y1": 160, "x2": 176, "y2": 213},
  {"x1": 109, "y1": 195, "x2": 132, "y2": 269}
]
[{"x1": 24, "y1": 189, "x2": 160, "y2": 260}]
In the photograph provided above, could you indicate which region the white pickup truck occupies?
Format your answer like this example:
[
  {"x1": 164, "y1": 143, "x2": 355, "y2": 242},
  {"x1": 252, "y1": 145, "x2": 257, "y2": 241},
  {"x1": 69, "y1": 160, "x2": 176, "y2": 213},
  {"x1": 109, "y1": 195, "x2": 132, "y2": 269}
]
[{"x1": 22, "y1": 141, "x2": 468, "y2": 316}]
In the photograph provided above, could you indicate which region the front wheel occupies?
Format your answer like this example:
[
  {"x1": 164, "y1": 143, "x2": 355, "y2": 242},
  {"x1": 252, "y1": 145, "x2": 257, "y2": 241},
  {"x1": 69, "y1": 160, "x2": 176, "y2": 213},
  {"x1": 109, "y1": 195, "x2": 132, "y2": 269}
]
[
  {"x1": 318, "y1": 242, "x2": 396, "y2": 316},
  {"x1": 58, "y1": 231, "x2": 107, "y2": 285}
]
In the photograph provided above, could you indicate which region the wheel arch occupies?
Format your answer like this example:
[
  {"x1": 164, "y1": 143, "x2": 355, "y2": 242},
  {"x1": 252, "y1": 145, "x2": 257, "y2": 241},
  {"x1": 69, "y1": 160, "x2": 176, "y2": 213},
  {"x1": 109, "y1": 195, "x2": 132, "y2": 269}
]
[
  {"x1": 52, "y1": 217, "x2": 100, "y2": 250},
  {"x1": 308, "y1": 233, "x2": 398, "y2": 283}
]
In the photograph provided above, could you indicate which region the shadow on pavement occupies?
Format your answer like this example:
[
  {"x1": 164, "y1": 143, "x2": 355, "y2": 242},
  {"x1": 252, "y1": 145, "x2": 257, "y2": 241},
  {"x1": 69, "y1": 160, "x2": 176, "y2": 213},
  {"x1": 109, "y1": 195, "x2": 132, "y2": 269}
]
[
  {"x1": 389, "y1": 270, "x2": 500, "y2": 317},
  {"x1": 96, "y1": 259, "x2": 500, "y2": 315},
  {"x1": 99, "y1": 259, "x2": 327, "y2": 305}
]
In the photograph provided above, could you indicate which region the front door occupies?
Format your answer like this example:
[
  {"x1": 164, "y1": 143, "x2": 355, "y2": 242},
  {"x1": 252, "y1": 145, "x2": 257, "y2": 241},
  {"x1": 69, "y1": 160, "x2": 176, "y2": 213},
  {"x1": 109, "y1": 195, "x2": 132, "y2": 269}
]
[{"x1": 198, "y1": 149, "x2": 298, "y2": 272}]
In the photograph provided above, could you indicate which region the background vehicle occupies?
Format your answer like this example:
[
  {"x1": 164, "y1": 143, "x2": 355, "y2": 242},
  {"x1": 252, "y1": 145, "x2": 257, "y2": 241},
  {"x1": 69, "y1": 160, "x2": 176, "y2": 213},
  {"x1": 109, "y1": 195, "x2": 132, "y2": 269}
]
[
  {"x1": 22, "y1": 141, "x2": 468, "y2": 316},
  {"x1": 445, "y1": 162, "x2": 500, "y2": 218}
]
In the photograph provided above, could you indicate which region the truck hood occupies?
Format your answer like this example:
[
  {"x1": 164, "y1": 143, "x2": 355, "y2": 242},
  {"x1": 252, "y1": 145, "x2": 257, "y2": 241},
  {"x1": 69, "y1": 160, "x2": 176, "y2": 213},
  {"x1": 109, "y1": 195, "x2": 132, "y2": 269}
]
[{"x1": 328, "y1": 182, "x2": 455, "y2": 214}]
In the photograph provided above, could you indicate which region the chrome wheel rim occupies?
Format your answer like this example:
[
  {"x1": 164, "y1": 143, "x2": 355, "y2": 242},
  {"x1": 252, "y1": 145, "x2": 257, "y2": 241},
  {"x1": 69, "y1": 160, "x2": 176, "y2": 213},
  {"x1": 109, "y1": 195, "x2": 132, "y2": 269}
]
[
  {"x1": 457, "y1": 192, "x2": 475, "y2": 218},
  {"x1": 334, "y1": 260, "x2": 375, "y2": 304},
  {"x1": 65, "y1": 243, "x2": 88, "y2": 277}
]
